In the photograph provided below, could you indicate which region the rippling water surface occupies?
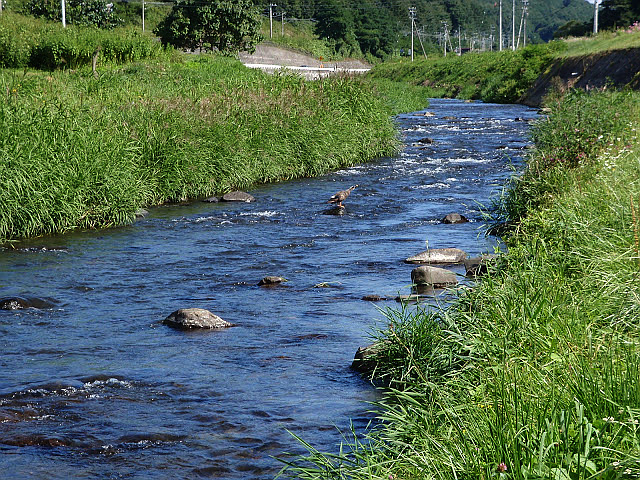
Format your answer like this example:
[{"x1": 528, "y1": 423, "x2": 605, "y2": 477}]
[{"x1": 0, "y1": 99, "x2": 537, "y2": 479}]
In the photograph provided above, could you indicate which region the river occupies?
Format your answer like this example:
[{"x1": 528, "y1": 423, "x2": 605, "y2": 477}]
[{"x1": 0, "y1": 99, "x2": 537, "y2": 479}]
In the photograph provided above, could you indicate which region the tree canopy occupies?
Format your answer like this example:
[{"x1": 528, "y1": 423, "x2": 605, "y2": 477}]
[{"x1": 155, "y1": 0, "x2": 262, "y2": 54}]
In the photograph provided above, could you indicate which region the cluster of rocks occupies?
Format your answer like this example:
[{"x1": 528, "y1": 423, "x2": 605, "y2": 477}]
[{"x1": 353, "y1": 214, "x2": 499, "y2": 374}]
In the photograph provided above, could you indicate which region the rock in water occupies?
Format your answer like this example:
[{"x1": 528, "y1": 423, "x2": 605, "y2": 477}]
[
  {"x1": 405, "y1": 247, "x2": 466, "y2": 264},
  {"x1": 442, "y1": 213, "x2": 469, "y2": 224},
  {"x1": 411, "y1": 265, "x2": 458, "y2": 288},
  {"x1": 221, "y1": 191, "x2": 255, "y2": 203},
  {"x1": 163, "y1": 308, "x2": 234, "y2": 330},
  {"x1": 258, "y1": 276, "x2": 287, "y2": 286}
]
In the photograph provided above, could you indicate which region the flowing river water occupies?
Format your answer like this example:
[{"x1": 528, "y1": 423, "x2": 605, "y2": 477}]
[{"x1": 0, "y1": 99, "x2": 537, "y2": 479}]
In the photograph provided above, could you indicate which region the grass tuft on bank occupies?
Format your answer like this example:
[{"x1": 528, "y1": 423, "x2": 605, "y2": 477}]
[
  {"x1": 0, "y1": 55, "x2": 429, "y2": 243},
  {"x1": 277, "y1": 89, "x2": 640, "y2": 479}
]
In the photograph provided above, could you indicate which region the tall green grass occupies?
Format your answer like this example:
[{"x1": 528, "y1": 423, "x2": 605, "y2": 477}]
[
  {"x1": 0, "y1": 55, "x2": 428, "y2": 242},
  {"x1": 277, "y1": 90, "x2": 640, "y2": 479},
  {"x1": 0, "y1": 12, "x2": 166, "y2": 69}
]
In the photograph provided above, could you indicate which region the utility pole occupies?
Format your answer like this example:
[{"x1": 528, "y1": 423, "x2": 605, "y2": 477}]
[
  {"x1": 458, "y1": 26, "x2": 462, "y2": 55},
  {"x1": 593, "y1": 0, "x2": 600, "y2": 34},
  {"x1": 269, "y1": 3, "x2": 277, "y2": 39},
  {"x1": 442, "y1": 21, "x2": 449, "y2": 57},
  {"x1": 512, "y1": 0, "x2": 516, "y2": 50},
  {"x1": 61, "y1": 0, "x2": 66, "y2": 27},
  {"x1": 409, "y1": 7, "x2": 416, "y2": 62},
  {"x1": 281, "y1": 11, "x2": 285, "y2": 36},
  {"x1": 523, "y1": 0, "x2": 528, "y2": 47},
  {"x1": 499, "y1": 0, "x2": 503, "y2": 51},
  {"x1": 142, "y1": 0, "x2": 145, "y2": 32}
]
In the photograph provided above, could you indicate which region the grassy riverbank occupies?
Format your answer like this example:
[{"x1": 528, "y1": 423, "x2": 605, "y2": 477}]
[
  {"x1": 368, "y1": 29, "x2": 640, "y2": 104},
  {"x1": 0, "y1": 55, "x2": 429, "y2": 243},
  {"x1": 278, "y1": 90, "x2": 640, "y2": 478}
]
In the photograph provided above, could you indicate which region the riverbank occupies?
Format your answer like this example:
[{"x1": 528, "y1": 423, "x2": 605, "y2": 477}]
[
  {"x1": 0, "y1": 55, "x2": 429, "y2": 243},
  {"x1": 368, "y1": 29, "x2": 640, "y2": 106},
  {"x1": 279, "y1": 89, "x2": 640, "y2": 479}
]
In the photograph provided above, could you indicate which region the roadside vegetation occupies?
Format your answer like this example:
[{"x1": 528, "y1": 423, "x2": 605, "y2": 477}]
[{"x1": 277, "y1": 86, "x2": 640, "y2": 480}]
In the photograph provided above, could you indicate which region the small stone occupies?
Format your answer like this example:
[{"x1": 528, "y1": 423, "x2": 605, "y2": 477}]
[
  {"x1": 221, "y1": 191, "x2": 255, "y2": 203},
  {"x1": 202, "y1": 196, "x2": 220, "y2": 203},
  {"x1": 134, "y1": 208, "x2": 148, "y2": 218},
  {"x1": 163, "y1": 308, "x2": 234, "y2": 330},
  {"x1": 442, "y1": 213, "x2": 469, "y2": 224}
]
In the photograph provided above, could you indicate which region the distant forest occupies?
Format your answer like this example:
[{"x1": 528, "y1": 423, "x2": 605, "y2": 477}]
[{"x1": 251, "y1": 0, "x2": 595, "y2": 57}]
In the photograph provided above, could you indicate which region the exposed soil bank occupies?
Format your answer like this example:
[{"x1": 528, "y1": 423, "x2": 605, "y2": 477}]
[{"x1": 520, "y1": 46, "x2": 640, "y2": 106}]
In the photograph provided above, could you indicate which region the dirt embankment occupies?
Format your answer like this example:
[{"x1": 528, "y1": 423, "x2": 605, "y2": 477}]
[
  {"x1": 520, "y1": 47, "x2": 640, "y2": 107},
  {"x1": 239, "y1": 43, "x2": 371, "y2": 70}
]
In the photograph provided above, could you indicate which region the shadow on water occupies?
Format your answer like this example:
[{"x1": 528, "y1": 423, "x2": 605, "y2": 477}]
[{"x1": 0, "y1": 99, "x2": 537, "y2": 479}]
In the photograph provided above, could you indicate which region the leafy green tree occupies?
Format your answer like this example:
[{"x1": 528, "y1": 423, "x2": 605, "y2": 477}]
[
  {"x1": 600, "y1": 0, "x2": 640, "y2": 29},
  {"x1": 155, "y1": 0, "x2": 262, "y2": 54},
  {"x1": 313, "y1": 0, "x2": 360, "y2": 56},
  {"x1": 25, "y1": 0, "x2": 122, "y2": 28}
]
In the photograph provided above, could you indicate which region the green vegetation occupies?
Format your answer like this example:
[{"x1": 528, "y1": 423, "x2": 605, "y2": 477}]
[
  {"x1": 259, "y1": 20, "x2": 341, "y2": 61},
  {"x1": 277, "y1": 88, "x2": 640, "y2": 480},
  {"x1": 0, "y1": 12, "x2": 167, "y2": 69},
  {"x1": 369, "y1": 42, "x2": 565, "y2": 103},
  {"x1": 154, "y1": 0, "x2": 262, "y2": 55},
  {"x1": 368, "y1": 28, "x2": 640, "y2": 104},
  {"x1": 253, "y1": 0, "x2": 592, "y2": 58},
  {"x1": 560, "y1": 29, "x2": 640, "y2": 57},
  {"x1": 0, "y1": 55, "x2": 430, "y2": 242}
]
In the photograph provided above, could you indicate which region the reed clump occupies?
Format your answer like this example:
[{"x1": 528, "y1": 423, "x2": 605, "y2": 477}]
[
  {"x1": 0, "y1": 55, "x2": 428, "y2": 242},
  {"x1": 277, "y1": 90, "x2": 640, "y2": 479}
]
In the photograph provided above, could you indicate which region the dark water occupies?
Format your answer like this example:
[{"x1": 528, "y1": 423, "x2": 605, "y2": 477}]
[{"x1": 0, "y1": 99, "x2": 537, "y2": 479}]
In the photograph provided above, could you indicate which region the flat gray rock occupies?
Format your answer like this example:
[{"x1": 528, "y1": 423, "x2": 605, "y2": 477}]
[
  {"x1": 163, "y1": 308, "x2": 234, "y2": 330},
  {"x1": 405, "y1": 247, "x2": 466, "y2": 264},
  {"x1": 221, "y1": 191, "x2": 255, "y2": 203}
]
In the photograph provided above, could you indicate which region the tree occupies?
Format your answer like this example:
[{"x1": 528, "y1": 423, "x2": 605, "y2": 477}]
[
  {"x1": 25, "y1": 0, "x2": 122, "y2": 28},
  {"x1": 155, "y1": 0, "x2": 262, "y2": 54},
  {"x1": 600, "y1": 0, "x2": 640, "y2": 30}
]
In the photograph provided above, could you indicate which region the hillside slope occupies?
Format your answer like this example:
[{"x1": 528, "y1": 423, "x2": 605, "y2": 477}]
[{"x1": 520, "y1": 47, "x2": 640, "y2": 106}]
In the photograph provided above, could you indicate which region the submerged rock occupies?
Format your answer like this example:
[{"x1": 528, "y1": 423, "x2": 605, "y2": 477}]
[
  {"x1": 221, "y1": 191, "x2": 255, "y2": 203},
  {"x1": 362, "y1": 294, "x2": 387, "y2": 302},
  {"x1": 411, "y1": 265, "x2": 458, "y2": 288},
  {"x1": 322, "y1": 205, "x2": 346, "y2": 216},
  {"x1": 442, "y1": 213, "x2": 469, "y2": 224},
  {"x1": 405, "y1": 247, "x2": 466, "y2": 264},
  {"x1": 163, "y1": 308, "x2": 234, "y2": 330},
  {"x1": 258, "y1": 276, "x2": 288, "y2": 286},
  {"x1": 202, "y1": 196, "x2": 220, "y2": 203},
  {"x1": 0, "y1": 296, "x2": 56, "y2": 310}
]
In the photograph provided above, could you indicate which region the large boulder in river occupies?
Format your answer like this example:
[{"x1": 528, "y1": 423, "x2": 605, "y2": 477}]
[
  {"x1": 442, "y1": 213, "x2": 469, "y2": 224},
  {"x1": 0, "y1": 296, "x2": 55, "y2": 310},
  {"x1": 221, "y1": 191, "x2": 255, "y2": 203},
  {"x1": 405, "y1": 247, "x2": 466, "y2": 264},
  {"x1": 411, "y1": 265, "x2": 458, "y2": 288},
  {"x1": 163, "y1": 308, "x2": 234, "y2": 330}
]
